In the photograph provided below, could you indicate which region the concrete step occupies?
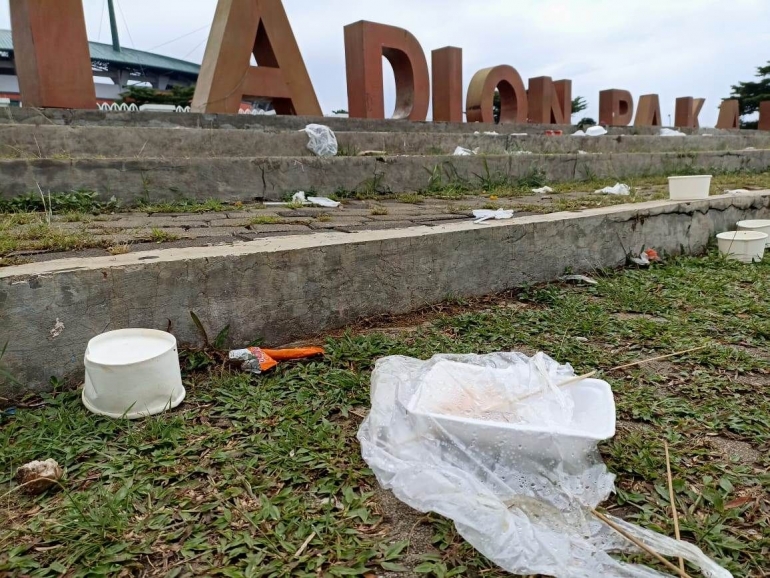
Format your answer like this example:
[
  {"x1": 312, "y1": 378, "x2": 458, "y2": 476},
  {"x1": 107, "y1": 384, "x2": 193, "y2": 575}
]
[
  {"x1": 2, "y1": 125, "x2": 770, "y2": 160},
  {"x1": 3, "y1": 149, "x2": 769, "y2": 203},
  {"x1": 3, "y1": 191, "x2": 769, "y2": 394},
  {"x1": 0, "y1": 107, "x2": 743, "y2": 136}
]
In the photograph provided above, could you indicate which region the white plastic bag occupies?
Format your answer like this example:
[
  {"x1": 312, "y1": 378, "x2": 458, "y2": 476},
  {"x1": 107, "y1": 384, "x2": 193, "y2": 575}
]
[
  {"x1": 595, "y1": 183, "x2": 631, "y2": 196},
  {"x1": 586, "y1": 126, "x2": 608, "y2": 136},
  {"x1": 472, "y1": 209, "x2": 514, "y2": 223},
  {"x1": 358, "y1": 352, "x2": 732, "y2": 578},
  {"x1": 453, "y1": 146, "x2": 477, "y2": 156},
  {"x1": 572, "y1": 129, "x2": 587, "y2": 136},
  {"x1": 660, "y1": 128, "x2": 686, "y2": 137},
  {"x1": 532, "y1": 186, "x2": 554, "y2": 194},
  {"x1": 303, "y1": 124, "x2": 338, "y2": 157}
]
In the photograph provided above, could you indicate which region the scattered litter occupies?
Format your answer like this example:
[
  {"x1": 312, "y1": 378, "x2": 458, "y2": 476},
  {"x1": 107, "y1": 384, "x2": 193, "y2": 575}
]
[
  {"x1": 578, "y1": 150, "x2": 589, "y2": 155},
  {"x1": 631, "y1": 248, "x2": 662, "y2": 266},
  {"x1": 472, "y1": 209, "x2": 514, "y2": 224},
  {"x1": 572, "y1": 129, "x2": 586, "y2": 136},
  {"x1": 585, "y1": 125, "x2": 608, "y2": 136},
  {"x1": 725, "y1": 189, "x2": 751, "y2": 195},
  {"x1": 744, "y1": 146, "x2": 757, "y2": 151},
  {"x1": 453, "y1": 146, "x2": 478, "y2": 156},
  {"x1": 702, "y1": 133, "x2": 714, "y2": 137},
  {"x1": 49, "y1": 318, "x2": 65, "y2": 339},
  {"x1": 308, "y1": 196, "x2": 340, "y2": 208},
  {"x1": 660, "y1": 128, "x2": 686, "y2": 137},
  {"x1": 357, "y1": 150, "x2": 387, "y2": 157},
  {"x1": 358, "y1": 351, "x2": 729, "y2": 578},
  {"x1": 595, "y1": 183, "x2": 631, "y2": 196},
  {"x1": 532, "y1": 186, "x2": 554, "y2": 194},
  {"x1": 575, "y1": 336, "x2": 589, "y2": 342},
  {"x1": 510, "y1": 132, "x2": 529, "y2": 137},
  {"x1": 510, "y1": 150, "x2": 533, "y2": 155},
  {"x1": 474, "y1": 130, "x2": 500, "y2": 136},
  {"x1": 15, "y1": 459, "x2": 63, "y2": 495},
  {"x1": 561, "y1": 274, "x2": 598, "y2": 285},
  {"x1": 303, "y1": 124, "x2": 338, "y2": 157},
  {"x1": 229, "y1": 347, "x2": 324, "y2": 375},
  {"x1": 545, "y1": 130, "x2": 563, "y2": 136}
]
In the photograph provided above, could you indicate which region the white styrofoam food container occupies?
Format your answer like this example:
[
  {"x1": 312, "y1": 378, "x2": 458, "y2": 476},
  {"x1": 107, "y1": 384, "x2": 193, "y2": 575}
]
[
  {"x1": 716, "y1": 231, "x2": 768, "y2": 263},
  {"x1": 737, "y1": 220, "x2": 770, "y2": 247},
  {"x1": 668, "y1": 175, "x2": 712, "y2": 200},
  {"x1": 408, "y1": 377, "x2": 615, "y2": 464},
  {"x1": 82, "y1": 329, "x2": 186, "y2": 419}
]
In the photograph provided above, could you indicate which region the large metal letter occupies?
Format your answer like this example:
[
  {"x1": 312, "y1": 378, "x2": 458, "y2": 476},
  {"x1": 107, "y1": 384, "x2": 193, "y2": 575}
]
[
  {"x1": 192, "y1": 0, "x2": 321, "y2": 115},
  {"x1": 467, "y1": 65, "x2": 528, "y2": 124},
  {"x1": 599, "y1": 89, "x2": 634, "y2": 126},
  {"x1": 10, "y1": 0, "x2": 96, "y2": 109},
  {"x1": 344, "y1": 21, "x2": 430, "y2": 121},
  {"x1": 432, "y1": 47, "x2": 463, "y2": 123},
  {"x1": 675, "y1": 97, "x2": 705, "y2": 128},
  {"x1": 759, "y1": 102, "x2": 770, "y2": 131},
  {"x1": 528, "y1": 76, "x2": 571, "y2": 124},
  {"x1": 635, "y1": 94, "x2": 662, "y2": 127},
  {"x1": 716, "y1": 99, "x2": 740, "y2": 129}
]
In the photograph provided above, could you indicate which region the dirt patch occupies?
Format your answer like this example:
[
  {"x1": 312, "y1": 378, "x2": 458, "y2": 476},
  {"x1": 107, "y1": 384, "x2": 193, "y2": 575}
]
[
  {"x1": 707, "y1": 436, "x2": 761, "y2": 464},
  {"x1": 612, "y1": 312, "x2": 669, "y2": 324}
]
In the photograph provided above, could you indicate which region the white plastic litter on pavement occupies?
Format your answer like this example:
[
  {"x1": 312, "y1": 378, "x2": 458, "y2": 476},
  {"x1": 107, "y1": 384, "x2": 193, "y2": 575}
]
[
  {"x1": 595, "y1": 183, "x2": 631, "y2": 196},
  {"x1": 303, "y1": 124, "x2": 338, "y2": 157},
  {"x1": 585, "y1": 126, "x2": 608, "y2": 136},
  {"x1": 725, "y1": 189, "x2": 751, "y2": 195},
  {"x1": 511, "y1": 132, "x2": 529, "y2": 137},
  {"x1": 472, "y1": 209, "x2": 514, "y2": 223},
  {"x1": 660, "y1": 128, "x2": 686, "y2": 137},
  {"x1": 572, "y1": 130, "x2": 586, "y2": 136},
  {"x1": 511, "y1": 150, "x2": 533, "y2": 155},
  {"x1": 358, "y1": 351, "x2": 731, "y2": 578},
  {"x1": 578, "y1": 150, "x2": 589, "y2": 155},
  {"x1": 453, "y1": 146, "x2": 477, "y2": 156},
  {"x1": 308, "y1": 196, "x2": 340, "y2": 208},
  {"x1": 532, "y1": 186, "x2": 554, "y2": 194}
]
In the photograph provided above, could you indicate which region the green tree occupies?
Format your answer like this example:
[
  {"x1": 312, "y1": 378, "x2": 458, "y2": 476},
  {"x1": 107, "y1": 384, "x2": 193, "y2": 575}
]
[
  {"x1": 119, "y1": 85, "x2": 196, "y2": 107},
  {"x1": 727, "y1": 62, "x2": 770, "y2": 129}
]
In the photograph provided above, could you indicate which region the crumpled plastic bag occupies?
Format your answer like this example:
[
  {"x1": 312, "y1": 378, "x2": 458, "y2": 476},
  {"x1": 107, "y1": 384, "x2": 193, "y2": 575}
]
[
  {"x1": 358, "y1": 352, "x2": 731, "y2": 578},
  {"x1": 660, "y1": 128, "x2": 686, "y2": 137},
  {"x1": 595, "y1": 183, "x2": 631, "y2": 196},
  {"x1": 303, "y1": 124, "x2": 338, "y2": 157},
  {"x1": 291, "y1": 191, "x2": 340, "y2": 208},
  {"x1": 453, "y1": 146, "x2": 478, "y2": 156},
  {"x1": 586, "y1": 125, "x2": 608, "y2": 136},
  {"x1": 473, "y1": 209, "x2": 514, "y2": 223}
]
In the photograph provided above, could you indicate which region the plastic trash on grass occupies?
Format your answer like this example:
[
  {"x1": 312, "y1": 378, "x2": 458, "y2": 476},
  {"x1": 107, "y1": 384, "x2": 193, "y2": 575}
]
[
  {"x1": 229, "y1": 347, "x2": 324, "y2": 375},
  {"x1": 303, "y1": 124, "x2": 338, "y2": 157},
  {"x1": 595, "y1": 183, "x2": 631, "y2": 196},
  {"x1": 358, "y1": 351, "x2": 732, "y2": 578}
]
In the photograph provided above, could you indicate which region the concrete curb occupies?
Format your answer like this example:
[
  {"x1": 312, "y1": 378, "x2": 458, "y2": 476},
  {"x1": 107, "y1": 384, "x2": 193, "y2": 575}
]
[
  {"x1": 2, "y1": 191, "x2": 769, "y2": 396},
  {"x1": 2, "y1": 150, "x2": 770, "y2": 202},
  {"x1": 1, "y1": 124, "x2": 769, "y2": 159}
]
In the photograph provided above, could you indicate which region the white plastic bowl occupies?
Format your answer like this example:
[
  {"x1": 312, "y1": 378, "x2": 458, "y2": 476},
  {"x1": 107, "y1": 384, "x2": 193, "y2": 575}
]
[
  {"x1": 82, "y1": 329, "x2": 185, "y2": 419},
  {"x1": 668, "y1": 175, "x2": 712, "y2": 200},
  {"x1": 409, "y1": 378, "x2": 615, "y2": 465},
  {"x1": 716, "y1": 231, "x2": 768, "y2": 263},
  {"x1": 737, "y1": 220, "x2": 770, "y2": 247}
]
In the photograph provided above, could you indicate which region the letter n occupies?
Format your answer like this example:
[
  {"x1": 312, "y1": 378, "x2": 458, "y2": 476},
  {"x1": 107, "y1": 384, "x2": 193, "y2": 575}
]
[
  {"x1": 192, "y1": 0, "x2": 321, "y2": 115},
  {"x1": 10, "y1": 0, "x2": 96, "y2": 109}
]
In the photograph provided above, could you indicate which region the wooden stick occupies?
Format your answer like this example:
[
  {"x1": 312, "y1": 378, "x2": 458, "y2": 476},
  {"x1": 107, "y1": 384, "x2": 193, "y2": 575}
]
[
  {"x1": 293, "y1": 531, "x2": 316, "y2": 559},
  {"x1": 591, "y1": 508, "x2": 694, "y2": 578},
  {"x1": 665, "y1": 441, "x2": 686, "y2": 575},
  {"x1": 610, "y1": 345, "x2": 709, "y2": 372}
]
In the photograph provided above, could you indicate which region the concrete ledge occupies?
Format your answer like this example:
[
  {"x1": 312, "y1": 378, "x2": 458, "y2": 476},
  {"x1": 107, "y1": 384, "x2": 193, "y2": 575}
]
[
  {"x1": 2, "y1": 191, "x2": 769, "y2": 397},
  {"x1": 2, "y1": 150, "x2": 770, "y2": 202},
  {"x1": 1, "y1": 125, "x2": 769, "y2": 159},
  {"x1": 0, "y1": 107, "x2": 741, "y2": 135}
]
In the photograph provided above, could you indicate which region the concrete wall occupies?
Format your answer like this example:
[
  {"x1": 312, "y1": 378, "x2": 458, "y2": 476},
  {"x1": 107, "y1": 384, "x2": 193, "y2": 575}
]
[
  {"x1": 2, "y1": 150, "x2": 770, "y2": 202},
  {"x1": 0, "y1": 107, "x2": 742, "y2": 135},
  {"x1": 0, "y1": 125, "x2": 768, "y2": 159},
  {"x1": 2, "y1": 192, "x2": 769, "y2": 398}
]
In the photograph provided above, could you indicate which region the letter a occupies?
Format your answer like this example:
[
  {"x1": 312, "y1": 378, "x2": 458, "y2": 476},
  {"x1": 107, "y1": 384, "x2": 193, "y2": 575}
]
[{"x1": 192, "y1": 0, "x2": 321, "y2": 115}]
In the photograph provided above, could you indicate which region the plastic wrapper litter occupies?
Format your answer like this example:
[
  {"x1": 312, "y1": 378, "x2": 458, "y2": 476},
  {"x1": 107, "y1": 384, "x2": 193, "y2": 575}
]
[{"x1": 358, "y1": 351, "x2": 731, "y2": 578}]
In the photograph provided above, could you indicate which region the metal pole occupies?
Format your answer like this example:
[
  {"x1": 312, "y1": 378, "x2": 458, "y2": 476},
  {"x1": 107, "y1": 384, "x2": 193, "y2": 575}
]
[{"x1": 107, "y1": 0, "x2": 121, "y2": 52}]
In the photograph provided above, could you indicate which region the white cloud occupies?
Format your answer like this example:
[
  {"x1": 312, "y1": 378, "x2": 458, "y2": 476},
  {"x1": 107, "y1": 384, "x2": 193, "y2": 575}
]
[{"x1": 0, "y1": 0, "x2": 767, "y2": 126}]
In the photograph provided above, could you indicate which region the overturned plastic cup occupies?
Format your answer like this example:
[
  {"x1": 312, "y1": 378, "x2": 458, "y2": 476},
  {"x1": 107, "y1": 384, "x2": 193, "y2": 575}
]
[
  {"x1": 737, "y1": 220, "x2": 770, "y2": 247},
  {"x1": 82, "y1": 329, "x2": 186, "y2": 419},
  {"x1": 716, "y1": 231, "x2": 768, "y2": 263}
]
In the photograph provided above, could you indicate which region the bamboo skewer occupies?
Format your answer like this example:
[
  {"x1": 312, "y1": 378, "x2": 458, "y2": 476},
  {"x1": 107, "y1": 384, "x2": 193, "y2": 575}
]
[
  {"x1": 665, "y1": 441, "x2": 686, "y2": 574},
  {"x1": 591, "y1": 508, "x2": 694, "y2": 578}
]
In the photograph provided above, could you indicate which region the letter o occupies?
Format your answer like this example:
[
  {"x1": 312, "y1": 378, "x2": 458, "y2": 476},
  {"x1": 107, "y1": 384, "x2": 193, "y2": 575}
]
[{"x1": 466, "y1": 65, "x2": 528, "y2": 124}]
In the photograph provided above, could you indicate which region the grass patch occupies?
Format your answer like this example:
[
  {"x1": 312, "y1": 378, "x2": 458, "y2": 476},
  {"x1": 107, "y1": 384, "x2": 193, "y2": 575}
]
[
  {"x1": 149, "y1": 229, "x2": 180, "y2": 243},
  {"x1": 370, "y1": 206, "x2": 389, "y2": 216},
  {"x1": 0, "y1": 190, "x2": 118, "y2": 215},
  {"x1": 141, "y1": 199, "x2": 229, "y2": 215},
  {"x1": 0, "y1": 216, "x2": 104, "y2": 259},
  {"x1": 395, "y1": 193, "x2": 423, "y2": 204},
  {"x1": 2, "y1": 253, "x2": 770, "y2": 576}
]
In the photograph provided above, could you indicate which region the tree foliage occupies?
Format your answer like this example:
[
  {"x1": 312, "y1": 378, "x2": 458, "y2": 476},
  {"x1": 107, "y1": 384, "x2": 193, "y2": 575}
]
[
  {"x1": 119, "y1": 85, "x2": 196, "y2": 107},
  {"x1": 728, "y1": 63, "x2": 770, "y2": 129}
]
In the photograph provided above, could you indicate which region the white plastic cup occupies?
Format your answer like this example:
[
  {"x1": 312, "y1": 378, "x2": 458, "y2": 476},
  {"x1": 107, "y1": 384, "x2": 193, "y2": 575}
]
[
  {"x1": 716, "y1": 231, "x2": 768, "y2": 263},
  {"x1": 737, "y1": 220, "x2": 770, "y2": 247},
  {"x1": 668, "y1": 175, "x2": 712, "y2": 200},
  {"x1": 82, "y1": 329, "x2": 186, "y2": 419}
]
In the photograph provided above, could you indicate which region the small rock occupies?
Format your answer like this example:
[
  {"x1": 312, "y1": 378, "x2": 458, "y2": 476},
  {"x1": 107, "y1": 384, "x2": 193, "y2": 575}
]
[{"x1": 15, "y1": 459, "x2": 63, "y2": 495}]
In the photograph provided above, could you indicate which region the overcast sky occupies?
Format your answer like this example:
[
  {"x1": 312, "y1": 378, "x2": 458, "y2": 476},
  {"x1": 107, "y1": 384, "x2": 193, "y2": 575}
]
[{"x1": 0, "y1": 0, "x2": 768, "y2": 126}]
